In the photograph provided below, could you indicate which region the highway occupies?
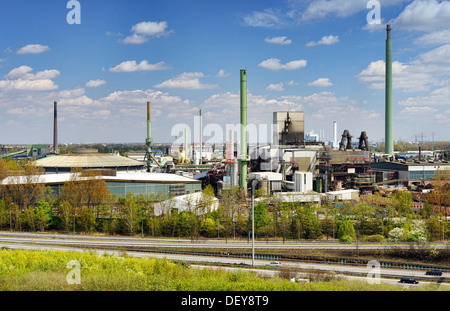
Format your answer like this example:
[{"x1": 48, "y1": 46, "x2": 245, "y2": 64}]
[
  {"x1": 0, "y1": 231, "x2": 448, "y2": 289},
  {"x1": 0, "y1": 231, "x2": 448, "y2": 250}
]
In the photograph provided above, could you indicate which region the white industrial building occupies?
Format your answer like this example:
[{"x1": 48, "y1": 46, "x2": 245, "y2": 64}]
[{"x1": 153, "y1": 191, "x2": 219, "y2": 216}]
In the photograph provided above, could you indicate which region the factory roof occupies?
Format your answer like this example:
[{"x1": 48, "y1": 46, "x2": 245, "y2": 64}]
[
  {"x1": 371, "y1": 161, "x2": 450, "y2": 171},
  {"x1": 1, "y1": 171, "x2": 201, "y2": 185},
  {"x1": 35, "y1": 150, "x2": 143, "y2": 169}
]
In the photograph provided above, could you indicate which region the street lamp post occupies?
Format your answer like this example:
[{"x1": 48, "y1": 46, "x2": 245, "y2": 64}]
[{"x1": 251, "y1": 179, "x2": 258, "y2": 267}]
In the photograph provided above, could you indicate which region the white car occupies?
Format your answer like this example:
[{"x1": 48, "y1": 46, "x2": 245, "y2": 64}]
[{"x1": 267, "y1": 261, "x2": 282, "y2": 267}]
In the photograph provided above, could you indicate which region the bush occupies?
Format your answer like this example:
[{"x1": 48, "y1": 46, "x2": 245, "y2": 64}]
[
  {"x1": 363, "y1": 235, "x2": 386, "y2": 243},
  {"x1": 407, "y1": 228, "x2": 427, "y2": 242},
  {"x1": 388, "y1": 227, "x2": 404, "y2": 242},
  {"x1": 339, "y1": 235, "x2": 353, "y2": 243},
  {"x1": 306, "y1": 269, "x2": 339, "y2": 282},
  {"x1": 277, "y1": 267, "x2": 297, "y2": 280}
]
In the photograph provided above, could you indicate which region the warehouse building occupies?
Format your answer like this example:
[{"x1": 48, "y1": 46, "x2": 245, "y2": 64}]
[
  {"x1": 370, "y1": 161, "x2": 450, "y2": 184},
  {"x1": 1, "y1": 171, "x2": 202, "y2": 198}
]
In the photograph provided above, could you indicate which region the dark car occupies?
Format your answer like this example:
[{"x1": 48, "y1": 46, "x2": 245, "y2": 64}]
[
  {"x1": 399, "y1": 277, "x2": 419, "y2": 284},
  {"x1": 425, "y1": 270, "x2": 442, "y2": 276}
]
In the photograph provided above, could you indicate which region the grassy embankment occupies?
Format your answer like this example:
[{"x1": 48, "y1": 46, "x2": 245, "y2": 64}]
[{"x1": 0, "y1": 248, "x2": 445, "y2": 291}]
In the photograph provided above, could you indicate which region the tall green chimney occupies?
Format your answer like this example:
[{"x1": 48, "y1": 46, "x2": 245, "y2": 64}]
[
  {"x1": 385, "y1": 24, "x2": 393, "y2": 154},
  {"x1": 238, "y1": 70, "x2": 249, "y2": 190}
]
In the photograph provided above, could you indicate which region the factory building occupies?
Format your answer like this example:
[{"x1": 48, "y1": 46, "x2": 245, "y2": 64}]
[
  {"x1": 370, "y1": 161, "x2": 450, "y2": 184},
  {"x1": 1, "y1": 171, "x2": 202, "y2": 198},
  {"x1": 35, "y1": 148, "x2": 145, "y2": 174},
  {"x1": 273, "y1": 111, "x2": 304, "y2": 145},
  {"x1": 16, "y1": 148, "x2": 202, "y2": 198}
]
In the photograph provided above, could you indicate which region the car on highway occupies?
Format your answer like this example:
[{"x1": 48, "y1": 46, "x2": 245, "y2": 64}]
[
  {"x1": 425, "y1": 270, "x2": 442, "y2": 276},
  {"x1": 399, "y1": 277, "x2": 419, "y2": 284},
  {"x1": 266, "y1": 261, "x2": 282, "y2": 268}
]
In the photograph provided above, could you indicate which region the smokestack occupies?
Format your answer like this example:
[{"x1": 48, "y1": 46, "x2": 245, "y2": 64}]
[
  {"x1": 333, "y1": 121, "x2": 337, "y2": 143},
  {"x1": 146, "y1": 102, "x2": 153, "y2": 171},
  {"x1": 53, "y1": 101, "x2": 58, "y2": 154},
  {"x1": 238, "y1": 69, "x2": 249, "y2": 190},
  {"x1": 199, "y1": 109, "x2": 202, "y2": 165},
  {"x1": 385, "y1": 24, "x2": 393, "y2": 154}
]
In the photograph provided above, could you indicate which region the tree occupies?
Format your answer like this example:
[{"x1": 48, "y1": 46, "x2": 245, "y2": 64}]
[
  {"x1": 120, "y1": 194, "x2": 140, "y2": 236},
  {"x1": 303, "y1": 207, "x2": 323, "y2": 240},
  {"x1": 253, "y1": 201, "x2": 270, "y2": 233},
  {"x1": 34, "y1": 200, "x2": 53, "y2": 232},
  {"x1": 198, "y1": 184, "x2": 216, "y2": 217},
  {"x1": 218, "y1": 186, "x2": 246, "y2": 239},
  {"x1": 77, "y1": 207, "x2": 96, "y2": 234},
  {"x1": 2, "y1": 161, "x2": 45, "y2": 210},
  {"x1": 0, "y1": 158, "x2": 8, "y2": 182},
  {"x1": 60, "y1": 168, "x2": 110, "y2": 210},
  {"x1": 199, "y1": 218, "x2": 218, "y2": 238},
  {"x1": 338, "y1": 218, "x2": 356, "y2": 242},
  {"x1": 57, "y1": 200, "x2": 73, "y2": 233},
  {"x1": 392, "y1": 191, "x2": 414, "y2": 218}
]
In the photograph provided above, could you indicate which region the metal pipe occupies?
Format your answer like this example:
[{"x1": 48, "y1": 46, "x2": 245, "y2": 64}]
[
  {"x1": 146, "y1": 101, "x2": 154, "y2": 171},
  {"x1": 147, "y1": 101, "x2": 151, "y2": 140},
  {"x1": 251, "y1": 179, "x2": 258, "y2": 267},
  {"x1": 239, "y1": 69, "x2": 248, "y2": 190},
  {"x1": 199, "y1": 109, "x2": 202, "y2": 165},
  {"x1": 333, "y1": 121, "x2": 337, "y2": 144},
  {"x1": 185, "y1": 127, "x2": 188, "y2": 162},
  {"x1": 53, "y1": 101, "x2": 58, "y2": 154},
  {"x1": 385, "y1": 24, "x2": 393, "y2": 154}
]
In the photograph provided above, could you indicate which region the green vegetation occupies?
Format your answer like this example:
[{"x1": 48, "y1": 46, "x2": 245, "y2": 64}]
[
  {"x1": 0, "y1": 158, "x2": 448, "y2": 243},
  {"x1": 0, "y1": 248, "x2": 295, "y2": 291},
  {"x1": 0, "y1": 248, "x2": 444, "y2": 291}
]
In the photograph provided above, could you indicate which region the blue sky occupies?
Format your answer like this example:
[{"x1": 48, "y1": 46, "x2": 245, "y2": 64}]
[{"x1": 0, "y1": 0, "x2": 449, "y2": 145}]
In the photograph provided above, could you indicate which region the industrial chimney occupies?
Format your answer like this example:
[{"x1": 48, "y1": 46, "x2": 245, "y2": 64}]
[
  {"x1": 146, "y1": 101, "x2": 153, "y2": 171},
  {"x1": 53, "y1": 101, "x2": 58, "y2": 154},
  {"x1": 238, "y1": 69, "x2": 249, "y2": 190},
  {"x1": 333, "y1": 121, "x2": 337, "y2": 143},
  {"x1": 385, "y1": 24, "x2": 393, "y2": 154}
]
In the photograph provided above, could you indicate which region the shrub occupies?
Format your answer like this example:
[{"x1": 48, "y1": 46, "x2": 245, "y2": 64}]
[
  {"x1": 388, "y1": 227, "x2": 404, "y2": 242},
  {"x1": 339, "y1": 235, "x2": 354, "y2": 243},
  {"x1": 364, "y1": 234, "x2": 386, "y2": 243},
  {"x1": 306, "y1": 269, "x2": 339, "y2": 282}
]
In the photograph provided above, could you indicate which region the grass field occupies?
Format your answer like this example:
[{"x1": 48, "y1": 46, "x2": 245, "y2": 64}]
[{"x1": 0, "y1": 248, "x2": 446, "y2": 291}]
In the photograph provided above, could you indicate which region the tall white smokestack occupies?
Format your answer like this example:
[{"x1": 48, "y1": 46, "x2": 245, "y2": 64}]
[{"x1": 333, "y1": 121, "x2": 337, "y2": 143}]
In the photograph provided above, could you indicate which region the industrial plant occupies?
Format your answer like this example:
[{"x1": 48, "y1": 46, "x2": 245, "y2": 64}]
[{"x1": 1, "y1": 25, "x2": 450, "y2": 215}]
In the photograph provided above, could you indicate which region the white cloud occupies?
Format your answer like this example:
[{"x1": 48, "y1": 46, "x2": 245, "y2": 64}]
[
  {"x1": 306, "y1": 35, "x2": 339, "y2": 47},
  {"x1": 0, "y1": 66, "x2": 59, "y2": 91},
  {"x1": 216, "y1": 69, "x2": 230, "y2": 77},
  {"x1": 109, "y1": 60, "x2": 170, "y2": 72},
  {"x1": 155, "y1": 72, "x2": 219, "y2": 90},
  {"x1": 359, "y1": 43, "x2": 450, "y2": 92},
  {"x1": 0, "y1": 79, "x2": 57, "y2": 91},
  {"x1": 85, "y1": 79, "x2": 107, "y2": 88},
  {"x1": 398, "y1": 85, "x2": 450, "y2": 107},
  {"x1": 242, "y1": 9, "x2": 286, "y2": 28},
  {"x1": 122, "y1": 21, "x2": 172, "y2": 44},
  {"x1": 5, "y1": 66, "x2": 59, "y2": 80},
  {"x1": 264, "y1": 36, "x2": 292, "y2": 45},
  {"x1": 308, "y1": 78, "x2": 333, "y2": 87},
  {"x1": 300, "y1": 0, "x2": 407, "y2": 21},
  {"x1": 391, "y1": 0, "x2": 450, "y2": 32},
  {"x1": 266, "y1": 82, "x2": 285, "y2": 91},
  {"x1": 358, "y1": 60, "x2": 431, "y2": 92},
  {"x1": 258, "y1": 58, "x2": 307, "y2": 70},
  {"x1": 413, "y1": 29, "x2": 450, "y2": 45},
  {"x1": 17, "y1": 44, "x2": 50, "y2": 54}
]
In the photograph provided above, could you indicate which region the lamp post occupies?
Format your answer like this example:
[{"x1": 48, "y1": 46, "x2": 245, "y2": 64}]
[
  {"x1": 251, "y1": 179, "x2": 258, "y2": 267},
  {"x1": 439, "y1": 219, "x2": 444, "y2": 242}
]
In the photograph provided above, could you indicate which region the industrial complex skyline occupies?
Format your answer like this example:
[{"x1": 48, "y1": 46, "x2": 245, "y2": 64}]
[{"x1": 0, "y1": 0, "x2": 449, "y2": 144}]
